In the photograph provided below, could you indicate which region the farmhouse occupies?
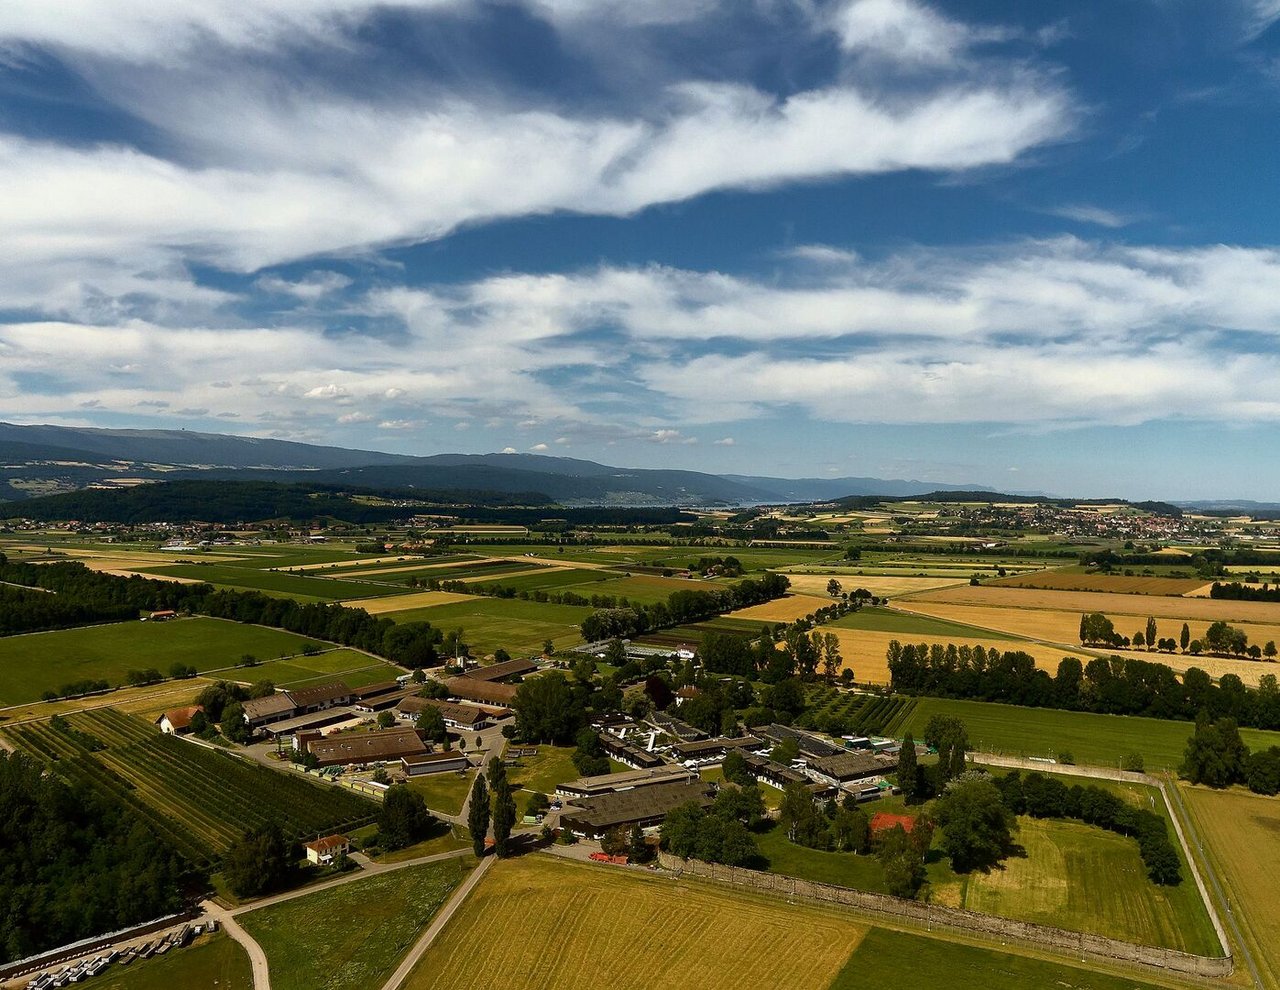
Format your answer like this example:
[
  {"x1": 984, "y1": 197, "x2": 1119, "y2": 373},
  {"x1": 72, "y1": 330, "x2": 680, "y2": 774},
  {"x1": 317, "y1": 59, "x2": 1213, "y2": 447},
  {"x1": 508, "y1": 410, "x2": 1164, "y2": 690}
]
[
  {"x1": 445, "y1": 676, "x2": 517, "y2": 706},
  {"x1": 306, "y1": 727, "x2": 429, "y2": 768},
  {"x1": 304, "y1": 834, "x2": 350, "y2": 866},
  {"x1": 558, "y1": 779, "x2": 715, "y2": 839},
  {"x1": 401, "y1": 751, "x2": 469, "y2": 776},
  {"x1": 556, "y1": 764, "x2": 696, "y2": 799},
  {"x1": 241, "y1": 693, "x2": 297, "y2": 728},
  {"x1": 397, "y1": 695, "x2": 507, "y2": 730},
  {"x1": 462, "y1": 657, "x2": 538, "y2": 682},
  {"x1": 287, "y1": 681, "x2": 353, "y2": 713},
  {"x1": 156, "y1": 706, "x2": 202, "y2": 735}
]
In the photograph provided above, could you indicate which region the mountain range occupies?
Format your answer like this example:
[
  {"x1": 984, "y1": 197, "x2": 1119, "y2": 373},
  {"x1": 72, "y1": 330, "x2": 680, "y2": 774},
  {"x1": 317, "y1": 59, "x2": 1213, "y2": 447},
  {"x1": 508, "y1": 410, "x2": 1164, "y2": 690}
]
[{"x1": 0, "y1": 422, "x2": 993, "y2": 506}]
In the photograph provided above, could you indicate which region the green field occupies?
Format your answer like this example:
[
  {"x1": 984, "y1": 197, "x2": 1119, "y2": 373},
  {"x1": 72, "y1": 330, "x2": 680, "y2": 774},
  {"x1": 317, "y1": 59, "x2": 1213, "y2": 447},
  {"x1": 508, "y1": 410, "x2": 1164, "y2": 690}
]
[
  {"x1": 239, "y1": 858, "x2": 470, "y2": 990},
  {"x1": 507, "y1": 744, "x2": 579, "y2": 795},
  {"x1": 406, "y1": 769, "x2": 476, "y2": 817},
  {"x1": 5, "y1": 709, "x2": 376, "y2": 863},
  {"x1": 78, "y1": 934, "x2": 253, "y2": 990},
  {"x1": 0, "y1": 617, "x2": 326, "y2": 705},
  {"x1": 390, "y1": 597, "x2": 594, "y2": 655},
  {"x1": 891, "y1": 697, "x2": 1280, "y2": 770},
  {"x1": 467, "y1": 567, "x2": 619, "y2": 593},
  {"x1": 831, "y1": 607, "x2": 1028, "y2": 641},
  {"x1": 240, "y1": 649, "x2": 398, "y2": 689},
  {"x1": 829, "y1": 927, "x2": 1169, "y2": 990},
  {"x1": 140, "y1": 563, "x2": 403, "y2": 600}
]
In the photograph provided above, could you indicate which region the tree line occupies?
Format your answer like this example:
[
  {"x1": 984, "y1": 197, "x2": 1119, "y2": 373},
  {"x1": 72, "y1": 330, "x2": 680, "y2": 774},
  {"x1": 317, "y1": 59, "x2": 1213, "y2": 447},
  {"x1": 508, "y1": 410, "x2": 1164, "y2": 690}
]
[
  {"x1": 1209, "y1": 581, "x2": 1280, "y2": 603},
  {"x1": 887, "y1": 640, "x2": 1280, "y2": 730},
  {"x1": 578, "y1": 572, "x2": 791, "y2": 642}
]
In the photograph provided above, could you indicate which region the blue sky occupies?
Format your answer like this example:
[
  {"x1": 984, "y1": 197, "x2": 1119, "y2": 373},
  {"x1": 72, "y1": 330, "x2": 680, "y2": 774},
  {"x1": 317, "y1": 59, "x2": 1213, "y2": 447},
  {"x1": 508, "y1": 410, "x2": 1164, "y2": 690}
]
[{"x1": 1, "y1": 0, "x2": 1279, "y2": 499}]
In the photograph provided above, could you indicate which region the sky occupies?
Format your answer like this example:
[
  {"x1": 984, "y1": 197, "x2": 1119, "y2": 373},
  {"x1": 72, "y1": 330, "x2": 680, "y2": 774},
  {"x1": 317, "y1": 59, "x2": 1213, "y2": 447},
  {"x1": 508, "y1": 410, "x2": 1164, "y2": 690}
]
[{"x1": 1, "y1": 0, "x2": 1279, "y2": 500}]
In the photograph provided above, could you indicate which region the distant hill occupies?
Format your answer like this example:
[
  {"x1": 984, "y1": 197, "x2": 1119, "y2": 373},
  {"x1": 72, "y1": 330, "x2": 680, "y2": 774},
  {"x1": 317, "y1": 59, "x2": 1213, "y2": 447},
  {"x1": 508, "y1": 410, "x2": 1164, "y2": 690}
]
[{"x1": 0, "y1": 421, "x2": 1010, "y2": 507}]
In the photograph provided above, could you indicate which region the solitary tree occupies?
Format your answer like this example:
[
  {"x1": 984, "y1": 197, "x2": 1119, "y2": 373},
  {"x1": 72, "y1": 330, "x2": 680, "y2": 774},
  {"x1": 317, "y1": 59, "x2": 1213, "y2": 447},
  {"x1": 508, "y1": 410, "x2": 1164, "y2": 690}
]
[
  {"x1": 827, "y1": 578, "x2": 843, "y2": 598},
  {"x1": 1181, "y1": 623, "x2": 1191, "y2": 653},
  {"x1": 935, "y1": 774, "x2": 1018, "y2": 873},
  {"x1": 467, "y1": 775, "x2": 490, "y2": 857},
  {"x1": 1146, "y1": 617, "x2": 1158, "y2": 652},
  {"x1": 897, "y1": 733, "x2": 919, "y2": 804}
]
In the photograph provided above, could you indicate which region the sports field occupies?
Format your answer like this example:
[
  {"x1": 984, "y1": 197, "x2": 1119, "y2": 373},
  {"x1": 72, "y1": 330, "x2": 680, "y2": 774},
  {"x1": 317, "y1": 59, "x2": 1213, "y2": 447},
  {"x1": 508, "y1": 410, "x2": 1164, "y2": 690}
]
[
  {"x1": 1178, "y1": 784, "x2": 1280, "y2": 986},
  {"x1": 828, "y1": 926, "x2": 1170, "y2": 990},
  {"x1": 75, "y1": 933, "x2": 253, "y2": 990},
  {"x1": 401, "y1": 855, "x2": 867, "y2": 990},
  {"x1": 891, "y1": 697, "x2": 1280, "y2": 770},
  {"x1": 0, "y1": 617, "x2": 324, "y2": 705},
  {"x1": 239, "y1": 858, "x2": 470, "y2": 990}
]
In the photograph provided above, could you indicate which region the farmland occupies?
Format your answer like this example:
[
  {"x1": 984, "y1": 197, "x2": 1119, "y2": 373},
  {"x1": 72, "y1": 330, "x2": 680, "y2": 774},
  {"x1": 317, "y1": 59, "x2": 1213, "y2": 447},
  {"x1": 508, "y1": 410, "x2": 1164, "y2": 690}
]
[
  {"x1": 990, "y1": 572, "x2": 1209, "y2": 596},
  {"x1": 386, "y1": 597, "x2": 594, "y2": 655},
  {"x1": 137, "y1": 562, "x2": 405, "y2": 600},
  {"x1": 826, "y1": 628, "x2": 1071, "y2": 687},
  {"x1": 0, "y1": 617, "x2": 327, "y2": 706},
  {"x1": 890, "y1": 696, "x2": 1280, "y2": 770},
  {"x1": 239, "y1": 858, "x2": 469, "y2": 990},
  {"x1": 778, "y1": 573, "x2": 967, "y2": 598},
  {"x1": 831, "y1": 606, "x2": 1025, "y2": 640},
  {"x1": 341, "y1": 590, "x2": 474, "y2": 613},
  {"x1": 1178, "y1": 784, "x2": 1280, "y2": 987},
  {"x1": 238, "y1": 648, "x2": 399, "y2": 690},
  {"x1": 728, "y1": 593, "x2": 831, "y2": 623},
  {"x1": 829, "y1": 927, "x2": 1171, "y2": 990},
  {"x1": 4, "y1": 709, "x2": 375, "y2": 863},
  {"x1": 401, "y1": 855, "x2": 868, "y2": 990}
]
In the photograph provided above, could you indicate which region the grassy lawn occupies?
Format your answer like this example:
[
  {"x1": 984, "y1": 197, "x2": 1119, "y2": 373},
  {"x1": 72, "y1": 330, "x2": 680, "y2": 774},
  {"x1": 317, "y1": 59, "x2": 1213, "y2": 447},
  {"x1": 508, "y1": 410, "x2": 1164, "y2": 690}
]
[
  {"x1": 239, "y1": 858, "x2": 470, "y2": 990},
  {"x1": 831, "y1": 606, "x2": 1028, "y2": 641},
  {"x1": 373, "y1": 824, "x2": 472, "y2": 863},
  {"x1": 388, "y1": 598, "x2": 594, "y2": 656},
  {"x1": 78, "y1": 934, "x2": 253, "y2": 990},
  {"x1": 407, "y1": 769, "x2": 476, "y2": 816},
  {"x1": 0, "y1": 617, "x2": 324, "y2": 705},
  {"x1": 402, "y1": 854, "x2": 867, "y2": 990},
  {"x1": 829, "y1": 927, "x2": 1170, "y2": 990},
  {"x1": 896, "y1": 696, "x2": 1280, "y2": 771},
  {"x1": 507, "y1": 745, "x2": 579, "y2": 795},
  {"x1": 755, "y1": 820, "x2": 891, "y2": 892}
]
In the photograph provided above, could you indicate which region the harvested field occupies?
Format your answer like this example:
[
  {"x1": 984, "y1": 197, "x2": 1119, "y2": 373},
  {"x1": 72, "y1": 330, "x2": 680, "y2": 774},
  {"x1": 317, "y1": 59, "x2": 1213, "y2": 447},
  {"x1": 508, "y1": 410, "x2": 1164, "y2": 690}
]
[
  {"x1": 275, "y1": 554, "x2": 431, "y2": 572},
  {"x1": 896, "y1": 602, "x2": 1280, "y2": 685},
  {"x1": 728, "y1": 594, "x2": 831, "y2": 623},
  {"x1": 1179, "y1": 784, "x2": 1280, "y2": 986},
  {"x1": 909, "y1": 584, "x2": 1280, "y2": 624},
  {"x1": 779, "y1": 573, "x2": 967, "y2": 598},
  {"x1": 401, "y1": 855, "x2": 868, "y2": 990},
  {"x1": 584, "y1": 574, "x2": 725, "y2": 604},
  {"x1": 342, "y1": 590, "x2": 474, "y2": 613},
  {"x1": 991, "y1": 572, "x2": 1208, "y2": 596}
]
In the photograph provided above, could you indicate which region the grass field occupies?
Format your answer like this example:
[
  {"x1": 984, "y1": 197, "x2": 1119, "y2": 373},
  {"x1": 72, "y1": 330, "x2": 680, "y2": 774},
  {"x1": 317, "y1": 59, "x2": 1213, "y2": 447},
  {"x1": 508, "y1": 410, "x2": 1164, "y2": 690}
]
[
  {"x1": 388, "y1": 598, "x2": 593, "y2": 656},
  {"x1": 507, "y1": 744, "x2": 579, "y2": 795},
  {"x1": 584, "y1": 574, "x2": 726, "y2": 604},
  {"x1": 829, "y1": 927, "x2": 1170, "y2": 990},
  {"x1": 5, "y1": 709, "x2": 376, "y2": 863},
  {"x1": 239, "y1": 858, "x2": 470, "y2": 990},
  {"x1": 991, "y1": 572, "x2": 1208, "y2": 596},
  {"x1": 892, "y1": 696, "x2": 1280, "y2": 770},
  {"x1": 831, "y1": 607, "x2": 1027, "y2": 640},
  {"x1": 341, "y1": 590, "x2": 474, "y2": 613},
  {"x1": 407, "y1": 769, "x2": 476, "y2": 816},
  {"x1": 1179, "y1": 784, "x2": 1280, "y2": 986},
  {"x1": 77, "y1": 934, "x2": 253, "y2": 990},
  {"x1": 0, "y1": 617, "x2": 326, "y2": 705},
  {"x1": 940, "y1": 816, "x2": 1217, "y2": 954},
  {"x1": 465, "y1": 567, "x2": 618, "y2": 593},
  {"x1": 139, "y1": 563, "x2": 404, "y2": 600},
  {"x1": 401, "y1": 855, "x2": 868, "y2": 990},
  {"x1": 237, "y1": 649, "x2": 398, "y2": 689}
]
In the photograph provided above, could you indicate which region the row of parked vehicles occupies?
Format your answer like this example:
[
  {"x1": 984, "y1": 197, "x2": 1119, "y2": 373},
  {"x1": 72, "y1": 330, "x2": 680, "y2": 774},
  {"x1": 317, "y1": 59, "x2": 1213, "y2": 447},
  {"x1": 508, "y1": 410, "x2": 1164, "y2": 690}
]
[{"x1": 24, "y1": 921, "x2": 215, "y2": 988}]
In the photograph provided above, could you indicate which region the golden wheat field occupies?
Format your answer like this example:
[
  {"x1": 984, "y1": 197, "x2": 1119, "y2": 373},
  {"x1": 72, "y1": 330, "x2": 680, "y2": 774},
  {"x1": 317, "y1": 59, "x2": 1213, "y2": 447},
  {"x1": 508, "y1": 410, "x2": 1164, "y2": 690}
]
[
  {"x1": 779, "y1": 573, "x2": 967, "y2": 598},
  {"x1": 729, "y1": 594, "x2": 832, "y2": 623},
  {"x1": 909, "y1": 585, "x2": 1280, "y2": 624},
  {"x1": 341, "y1": 590, "x2": 475, "y2": 613},
  {"x1": 826, "y1": 628, "x2": 1070, "y2": 686},
  {"x1": 402, "y1": 856, "x2": 866, "y2": 990},
  {"x1": 1179, "y1": 785, "x2": 1280, "y2": 987},
  {"x1": 991, "y1": 572, "x2": 1207, "y2": 596}
]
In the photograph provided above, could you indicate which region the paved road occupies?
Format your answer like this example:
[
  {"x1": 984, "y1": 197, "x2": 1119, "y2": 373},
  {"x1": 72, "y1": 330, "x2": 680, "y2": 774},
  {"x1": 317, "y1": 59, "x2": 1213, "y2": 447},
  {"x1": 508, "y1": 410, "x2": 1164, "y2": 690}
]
[
  {"x1": 201, "y1": 902, "x2": 270, "y2": 990},
  {"x1": 378, "y1": 854, "x2": 494, "y2": 990}
]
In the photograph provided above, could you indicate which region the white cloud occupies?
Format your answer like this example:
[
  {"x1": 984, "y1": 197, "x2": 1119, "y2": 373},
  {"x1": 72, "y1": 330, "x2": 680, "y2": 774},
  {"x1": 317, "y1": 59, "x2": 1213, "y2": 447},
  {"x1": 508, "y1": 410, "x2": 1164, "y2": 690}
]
[
  {"x1": 337, "y1": 411, "x2": 372, "y2": 423},
  {"x1": 500, "y1": 446, "x2": 518, "y2": 454},
  {"x1": 832, "y1": 0, "x2": 1003, "y2": 65},
  {"x1": 377, "y1": 419, "x2": 416, "y2": 430},
  {"x1": 530, "y1": 442, "x2": 550, "y2": 451},
  {"x1": 714, "y1": 437, "x2": 735, "y2": 446},
  {"x1": 256, "y1": 271, "x2": 353, "y2": 300},
  {"x1": 1044, "y1": 204, "x2": 1136, "y2": 228}
]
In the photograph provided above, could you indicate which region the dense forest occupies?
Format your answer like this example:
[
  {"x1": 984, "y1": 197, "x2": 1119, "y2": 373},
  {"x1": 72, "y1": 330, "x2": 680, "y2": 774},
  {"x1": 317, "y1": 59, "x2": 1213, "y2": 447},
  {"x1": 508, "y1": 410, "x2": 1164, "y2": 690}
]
[
  {"x1": 0, "y1": 751, "x2": 188, "y2": 963},
  {"x1": 886, "y1": 640, "x2": 1280, "y2": 730},
  {"x1": 1209, "y1": 581, "x2": 1280, "y2": 603}
]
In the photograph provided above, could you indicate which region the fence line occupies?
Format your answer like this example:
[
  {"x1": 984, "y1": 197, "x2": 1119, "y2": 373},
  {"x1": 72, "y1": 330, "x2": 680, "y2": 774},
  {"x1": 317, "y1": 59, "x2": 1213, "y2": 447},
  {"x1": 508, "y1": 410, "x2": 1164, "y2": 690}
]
[{"x1": 657, "y1": 852, "x2": 1232, "y2": 980}]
